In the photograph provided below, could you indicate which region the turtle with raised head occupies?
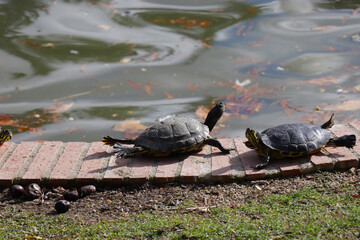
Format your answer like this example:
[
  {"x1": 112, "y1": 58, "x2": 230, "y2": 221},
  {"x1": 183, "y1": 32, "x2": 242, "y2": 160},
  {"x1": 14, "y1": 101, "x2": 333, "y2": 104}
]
[
  {"x1": 0, "y1": 128, "x2": 12, "y2": 146},
  {"x1": 103, "y1": 102, "x2": 233, "y2": 158},
  {"x1": 245, "y1": 114, "x2": 356, "y2": 169}
]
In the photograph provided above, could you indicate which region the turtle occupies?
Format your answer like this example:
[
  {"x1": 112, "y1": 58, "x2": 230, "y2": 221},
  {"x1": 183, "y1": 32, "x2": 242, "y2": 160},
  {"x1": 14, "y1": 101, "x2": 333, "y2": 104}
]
[
  {"x1": 0, "y1": 128, "x2": 12, "y2": 146},
  {"x1": 103, "y1": 102, "x2": 233, "y2": 158},
  {"x1": 244, "y1": 114, "x2": 356, "y2": 169}
]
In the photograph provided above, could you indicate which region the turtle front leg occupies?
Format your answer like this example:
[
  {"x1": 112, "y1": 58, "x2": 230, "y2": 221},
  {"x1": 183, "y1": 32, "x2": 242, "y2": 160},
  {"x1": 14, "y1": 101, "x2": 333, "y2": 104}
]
[
  {"x1": 255, "y1": 155, "x2": 271, "y2": 169},
  {"x1": 204, "y1": 138, "x2": 234, "y2": 154}
]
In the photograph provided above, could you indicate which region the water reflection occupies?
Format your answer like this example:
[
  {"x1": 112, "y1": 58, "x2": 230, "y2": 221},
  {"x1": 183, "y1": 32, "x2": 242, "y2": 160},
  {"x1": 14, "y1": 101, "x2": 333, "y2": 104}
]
[{"x1": 0, "y1": 0, "x2": 359, "y2": 142}]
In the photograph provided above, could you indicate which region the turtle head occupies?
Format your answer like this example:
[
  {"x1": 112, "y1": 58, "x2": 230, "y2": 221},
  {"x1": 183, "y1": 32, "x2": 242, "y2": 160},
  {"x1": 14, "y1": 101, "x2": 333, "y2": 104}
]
[
  {"x1": 204, "y1": 102, "x2": 225, "y2": 132},
  {"x1": 245, "y1": 128, "x2": 260, "y2": 149},
  {"x1": 0, "y1": 128, "x2": 12, "y2": 146}
]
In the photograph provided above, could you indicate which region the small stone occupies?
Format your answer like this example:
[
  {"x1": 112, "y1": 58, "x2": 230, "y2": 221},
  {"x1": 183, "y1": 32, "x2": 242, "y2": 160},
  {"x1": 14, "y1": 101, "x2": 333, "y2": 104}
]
[
  {"x1": 64, "y1": 189, "x2": 79, "y2": 201},
  {"x1": 9, "y1": 185, "x2": 24, "y2": 198},
  {"x1": 349, "y1": 167, "x2": 356, "y2": 175},
  {"x1": 52, "y1": 186, "x2": 67, "y2": 194},
  {"x1": 24, "y1": 183, "x2": 42, "y2": 200},
  {"x1": 79, "y1": 185, "x2": 96, "y2": 198},
  {"x1": 55, "y1": 200, "x2": 70, "y2": 213}
]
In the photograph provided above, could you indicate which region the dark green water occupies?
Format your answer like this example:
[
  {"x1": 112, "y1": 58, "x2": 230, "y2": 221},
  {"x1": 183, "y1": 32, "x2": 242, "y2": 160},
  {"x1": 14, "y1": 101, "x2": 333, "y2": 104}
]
[{"x1": 0, "y1": 0, "x2": 359, "y2": 142}]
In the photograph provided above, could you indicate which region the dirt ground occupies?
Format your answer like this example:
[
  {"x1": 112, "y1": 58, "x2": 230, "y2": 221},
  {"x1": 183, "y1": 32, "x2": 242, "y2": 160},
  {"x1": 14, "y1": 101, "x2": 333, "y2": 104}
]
[{"x1": 1, "y1": 169, "x2": 359, "y2": 223}]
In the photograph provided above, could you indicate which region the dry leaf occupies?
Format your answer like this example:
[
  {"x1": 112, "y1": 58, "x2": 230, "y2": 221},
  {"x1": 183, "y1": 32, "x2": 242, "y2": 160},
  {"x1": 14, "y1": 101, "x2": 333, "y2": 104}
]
[
  {"x1": 312, "y1": 25, "x2": 336, "y2": 31},
  {"x1": 95, "y1": 85, "x2": 117, "y2": 89},
  {"x1": 45, "y1": 102, "x2": 74, "y2": 114},
  {"x1": 120, "y1": 58, "x2": 131, "y2": 63},
  {"x1": 0, "y1": 95, "x2": 10, "y2": 101},
  {"x1": 198, "y1": 40, "x2": 212, "y2": 48},
  {"x1": 0, "y1": 113, "x2": 16, "y2": 125},
  {"x1": 113, "y1": 119, "x2": 147, "y2": 133},
  {"x1": 188, "y1": 82, "x2": 198, "y2": 92},
  {"x1": 144, "y1": 84, "x2": 152, "y2": 95},
  {"x1": 289, "y1": 76, "x2": 340, "y2": 86},
  {"x1": 250, "y1": 35, "x2": 268, "y2": 47},
  {"x1": 97, "y1": 24, "x2": 111, "y2": 30},
  {"x1": 236, "y1": 25, "x2": 245, "y2": 36},
  {"x1": 281, "y1": 107, "x2": 292, "y2": 117},
  {"x1": 81, "y1": 62, "x2": 87, "y2": 72},
  {"x1": 17, "y1": 40, "x2": 38, "y2": 47},
  {"x1": 41, "y1": 43, "x2": 54, "y2": 47},
  {"x1": 281, "y1": 99, "x2": 301, "y2": 112},
  {"x1": 15, "y1": 86, "x2": 22, "y2": 93},
  {"x1": 53, "y1": 91, "x2": 91, "y2": 102},
  {"x1": 164, "y1": 92, "x2": 173, "y2": 99},
  {"x1": 128, "y1": 80, "x2": 144, "y2": 93},
  {"x1": 323, "y1": 99, "x2": 360, "y2": 111},
  {"x1": 195, "y1": 105, "x2": 209, "y2": 120}
]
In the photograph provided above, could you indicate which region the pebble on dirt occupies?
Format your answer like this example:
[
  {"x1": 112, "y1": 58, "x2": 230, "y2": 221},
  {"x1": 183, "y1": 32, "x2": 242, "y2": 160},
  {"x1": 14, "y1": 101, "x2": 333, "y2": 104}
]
[
  {"x1": 64, "y1": 189, "x2": 79, "y2": 201},
  {"x1": 24, "y1": 183, "x2": 42, "y2": 200},
  {"x1": 79, "y1": 185, "x2": 96, "y2": 198},
  {"x1": 9, "y1": 184, "x2": 24, "y2": 198},
  {"x1": 55, "y1": 200, "x2": 71, "y2": 213}
]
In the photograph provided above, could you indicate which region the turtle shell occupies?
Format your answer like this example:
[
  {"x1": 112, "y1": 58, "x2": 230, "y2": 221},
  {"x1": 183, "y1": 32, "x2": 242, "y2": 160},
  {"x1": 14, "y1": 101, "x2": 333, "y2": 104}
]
[
  {"x1": 134, "y1": 117, "x2": 209, "y2": 152},
  {"x1": 260, "y1": 123, "x2": 331, "y2": 153}
]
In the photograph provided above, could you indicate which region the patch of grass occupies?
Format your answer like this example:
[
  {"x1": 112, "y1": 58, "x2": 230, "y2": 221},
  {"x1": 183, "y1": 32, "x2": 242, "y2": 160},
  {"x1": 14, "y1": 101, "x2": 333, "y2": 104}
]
[{"x1": 1, "y1": 186, "x2": 359, "y2": 239}]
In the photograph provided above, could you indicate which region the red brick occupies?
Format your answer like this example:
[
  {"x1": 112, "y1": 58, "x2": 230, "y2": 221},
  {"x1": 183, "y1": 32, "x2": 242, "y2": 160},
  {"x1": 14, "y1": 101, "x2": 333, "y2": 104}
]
[
  {"x1": 76, "y1": 142, "x2": 108, "y2": 184},
  {"x1": 49, "y1": 142, "x2": 87, "y2": 186},
  {"x1": 103, "y1": 157, "x2": 129, "y2": 185},
  {"x1": 179, "y1": 149, "x2": 207, "y2": 183},
  {"x1": 154, "y1": 156, "x2": 180, "y2": 184},
  {"x1": 233, "y1": 138, "x2": 266, "y2": 181},
  {"x1": 21, "y1": 141, "x2": 62, "y2": 185},
  {"x1": 211, "y1": 138, "x2": 232, "y2": 182},
  {"x1": 0, "y1": 142, "x2": 16, "y2": 164},
  {"x1": 129, "y1": 157, "x2": 154, "y2": 184},
  {"x1": 310, "y1": 154, "x2": 334, "y2": 170},
  {"x1": 331, "y1": 124, "x2": 360, "y2": 155},
  {"x1": 0, "y1": 142, "x2": 38, "y2": 186},
  {"x1": 349, "y1": 119, "x2": 360, "y2": 132},
  {"x1": 273, "y1": 158, "x2": 302, "y2": 178},
  {"x1": 326, "y1": 147, "x2": 358, "y2": 169}
]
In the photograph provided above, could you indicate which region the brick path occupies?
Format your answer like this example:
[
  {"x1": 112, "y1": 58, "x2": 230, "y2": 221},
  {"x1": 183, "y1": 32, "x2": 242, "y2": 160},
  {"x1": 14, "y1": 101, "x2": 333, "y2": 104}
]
[{"x1": 0, "y1": 122, "x2": 359, "y2": 187}]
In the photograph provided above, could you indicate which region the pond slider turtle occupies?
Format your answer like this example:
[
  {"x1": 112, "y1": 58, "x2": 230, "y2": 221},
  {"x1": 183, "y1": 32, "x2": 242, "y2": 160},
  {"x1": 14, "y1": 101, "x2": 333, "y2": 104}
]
[
  {"x1": 0, "y1": 128, "x2": 12, "y2": 146},
  {"x1": 245, "y1": 114, "x2": 356, "y2": 169},
  {"x1": 103, "y1": 102, "x2": 233, "y2": 158}
]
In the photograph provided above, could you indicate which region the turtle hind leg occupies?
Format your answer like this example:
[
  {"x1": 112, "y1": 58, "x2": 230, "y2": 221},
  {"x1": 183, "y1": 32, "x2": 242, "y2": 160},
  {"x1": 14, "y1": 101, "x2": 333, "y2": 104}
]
[
  {"x1": 255, "y1": 155, "x2": 271, "y2": 169},
  {"x1": 113, "y1": 143, "x2": 146, "y2": 158},
  {"x1": 103, "y1": 136, "x2": 135, "y2": 146},
  {"x1": 204, "y1": 138, "x2": 234, "y2": 153},
  {"x1": 321, "y1": 113, "x2": 335, "y2": 129},
  {"x1": 327, "y1": 135, "x2": 356, "y2": 148}
]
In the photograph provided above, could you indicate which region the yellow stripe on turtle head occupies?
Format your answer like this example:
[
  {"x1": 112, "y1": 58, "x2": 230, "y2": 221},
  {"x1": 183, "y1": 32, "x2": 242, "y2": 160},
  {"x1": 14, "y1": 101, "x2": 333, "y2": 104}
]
[
  {"x1": 0, "y1": 129, "x2": 12, "y2": 146},
  {"x1": 245, "y1": 128, "x2": 260, "y2": 148}
]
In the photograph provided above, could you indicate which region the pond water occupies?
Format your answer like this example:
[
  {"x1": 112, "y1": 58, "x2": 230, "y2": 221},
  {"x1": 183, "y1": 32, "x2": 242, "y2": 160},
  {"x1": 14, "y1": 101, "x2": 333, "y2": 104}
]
[{"x1": 0, "y1": 0, "x2": 359, "y2": 142}]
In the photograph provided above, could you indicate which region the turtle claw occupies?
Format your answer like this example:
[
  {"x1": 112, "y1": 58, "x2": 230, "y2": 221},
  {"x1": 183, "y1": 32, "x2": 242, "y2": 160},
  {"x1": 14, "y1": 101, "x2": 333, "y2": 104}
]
[
  {"x1": 255, "y1": 155, "x2": 271, "y2": 169},
  {"x1": 113, "y1": 143, "x2": 130, "y2": 158},
  {"x1": 115, "y1": 152, "x2": 128, "y2": 158},
  {"x1": 255, "y1": 163, "x2": 267, "y2": 169}
]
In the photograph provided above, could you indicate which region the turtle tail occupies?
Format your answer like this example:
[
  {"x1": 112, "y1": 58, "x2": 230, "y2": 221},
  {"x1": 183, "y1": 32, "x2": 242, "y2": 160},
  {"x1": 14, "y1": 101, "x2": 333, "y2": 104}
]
[
  {"x1": 102, "y1": 136, "x2": 135, "y2": 146},
  {"x1": 113, "y1": 143, "x2": 145, "y2": 158},
  {"x1": 327, "y1": 135, "x2": 356, "y2": 148}
]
